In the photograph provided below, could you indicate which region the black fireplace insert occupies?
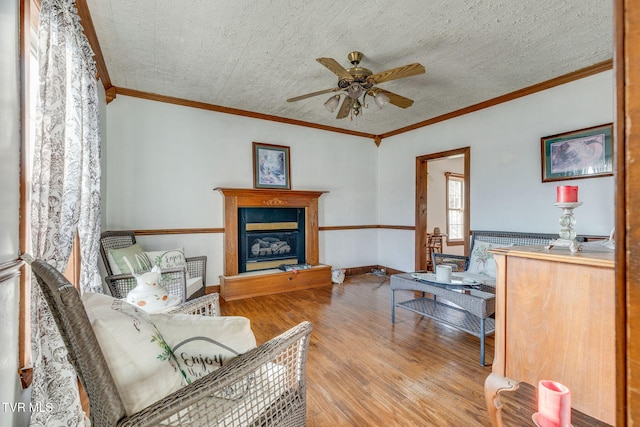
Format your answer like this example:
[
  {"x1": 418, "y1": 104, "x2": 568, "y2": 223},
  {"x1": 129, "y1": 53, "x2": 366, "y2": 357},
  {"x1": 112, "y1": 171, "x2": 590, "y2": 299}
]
[{"x1": 238, "y1": 207, "x2": 305, "y2": 273}]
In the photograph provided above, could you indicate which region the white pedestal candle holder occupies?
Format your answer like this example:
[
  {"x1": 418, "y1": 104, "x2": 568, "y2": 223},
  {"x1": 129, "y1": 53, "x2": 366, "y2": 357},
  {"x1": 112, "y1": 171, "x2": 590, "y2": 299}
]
[{"x1": 547, "y1": 202, "x2": 583, "y2": 253}]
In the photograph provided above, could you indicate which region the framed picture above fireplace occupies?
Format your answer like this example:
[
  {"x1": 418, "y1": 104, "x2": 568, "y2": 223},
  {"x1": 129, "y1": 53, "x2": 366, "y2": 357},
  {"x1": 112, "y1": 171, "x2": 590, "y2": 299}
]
[{"x1": 253, "y1": 142, "x2": 291, "y2": 189}]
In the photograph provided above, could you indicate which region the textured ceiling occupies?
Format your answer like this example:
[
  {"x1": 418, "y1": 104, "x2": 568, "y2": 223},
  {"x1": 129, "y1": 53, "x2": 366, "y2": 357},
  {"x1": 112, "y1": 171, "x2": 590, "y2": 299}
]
[{"x1": 85, "y1": 0, "x2": 613, "y2": 136}]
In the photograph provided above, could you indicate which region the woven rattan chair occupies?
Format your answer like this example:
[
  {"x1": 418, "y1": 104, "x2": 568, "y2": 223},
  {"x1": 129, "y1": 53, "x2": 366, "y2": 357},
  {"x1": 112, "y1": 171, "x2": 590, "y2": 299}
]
[
  {"x1": 26, "y1": 257, "x2": 312, "y2": 427},
  {"x1": 100, "y1": 230, "x2": 207, "y2": 302},
  {"x1": 432, "y1": 230, "x2": 586, "y2": 271}
]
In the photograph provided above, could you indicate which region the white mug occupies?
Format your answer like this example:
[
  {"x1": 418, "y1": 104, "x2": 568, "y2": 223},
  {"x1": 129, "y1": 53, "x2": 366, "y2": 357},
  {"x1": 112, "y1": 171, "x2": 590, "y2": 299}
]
[{"x1": 435, "y1": 265, "x2": 452, "y2": 283}]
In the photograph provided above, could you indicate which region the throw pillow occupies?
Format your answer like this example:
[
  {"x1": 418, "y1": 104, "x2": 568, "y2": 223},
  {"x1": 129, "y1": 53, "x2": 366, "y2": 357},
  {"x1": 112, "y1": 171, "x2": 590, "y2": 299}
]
[
  {"x1": 145, "y1": 248, "x2": 190, "y2": 278},
  {"x1": 81, "y1": 292, "x2": 184, "y2": 415},
  {"x1": 107, "y1": 243, "x2": 152, "y2": 275},
  {"x1": 466, "y1": 240, "x2": 513, "y2": 278},
  {"x1": 150, "y1": 313, "x2": 257, "y2": 385}
]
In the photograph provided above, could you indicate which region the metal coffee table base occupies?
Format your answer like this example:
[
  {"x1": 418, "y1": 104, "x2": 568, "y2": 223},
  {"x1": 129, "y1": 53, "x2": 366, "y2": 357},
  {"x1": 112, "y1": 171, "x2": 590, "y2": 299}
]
[{"x1": 391, "y1": 273, "x2": 496, "y2": 366}]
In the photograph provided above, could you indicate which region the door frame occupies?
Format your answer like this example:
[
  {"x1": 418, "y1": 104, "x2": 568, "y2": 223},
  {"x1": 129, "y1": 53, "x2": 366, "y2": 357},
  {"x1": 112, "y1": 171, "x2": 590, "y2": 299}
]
[{"x1": 415, "y1": 146, "x2": 471, "y2": 271}]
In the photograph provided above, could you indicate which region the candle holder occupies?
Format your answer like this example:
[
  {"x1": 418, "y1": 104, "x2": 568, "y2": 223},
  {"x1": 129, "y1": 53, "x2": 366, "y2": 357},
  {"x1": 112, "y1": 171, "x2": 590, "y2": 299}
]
[{"x1": 547, "y1": 202, "x2": 583, "y2": 253}]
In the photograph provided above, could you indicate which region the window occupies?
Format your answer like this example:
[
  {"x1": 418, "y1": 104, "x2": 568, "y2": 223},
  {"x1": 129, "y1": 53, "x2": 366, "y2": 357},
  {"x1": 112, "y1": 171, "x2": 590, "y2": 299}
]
[
  {"x1": 446, "y1": 172, "x2": 464, "y2": 245},
  {"x1": 18, "y1": 0, "x2": 40, "y2": 388},
  {"x1": 19, "y1": 0, "x2": 82, "y2": 388}
]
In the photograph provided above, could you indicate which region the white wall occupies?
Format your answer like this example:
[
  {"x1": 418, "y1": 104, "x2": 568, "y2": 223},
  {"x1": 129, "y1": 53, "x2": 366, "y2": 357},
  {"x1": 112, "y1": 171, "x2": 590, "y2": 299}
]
[
  {"x1": 106, "y1": 71, "x2": 614, "y2": 279},
  {"x1": 377, "y1": 71, "x2": 615, "y2": 272},
  {"x1": 105, "y1": 96, "x2": 379, "y2": 284}
]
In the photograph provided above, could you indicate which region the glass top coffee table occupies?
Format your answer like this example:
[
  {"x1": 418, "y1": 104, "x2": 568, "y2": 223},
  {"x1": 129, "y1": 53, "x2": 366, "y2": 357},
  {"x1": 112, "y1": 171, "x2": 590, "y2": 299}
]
[{"x1": 390, "y1": 272, "x2": 496, "y2": 366}]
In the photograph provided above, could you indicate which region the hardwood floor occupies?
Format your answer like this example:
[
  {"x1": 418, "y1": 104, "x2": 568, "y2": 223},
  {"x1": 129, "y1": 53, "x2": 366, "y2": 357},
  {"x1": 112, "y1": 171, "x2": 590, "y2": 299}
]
[{"x1": 220, "y1": 274, "x2": 610, "y2": 427}]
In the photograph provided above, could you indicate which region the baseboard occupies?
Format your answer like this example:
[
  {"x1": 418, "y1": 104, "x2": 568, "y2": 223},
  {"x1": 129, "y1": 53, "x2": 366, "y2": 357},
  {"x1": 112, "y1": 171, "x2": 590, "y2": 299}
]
[
  {"x1": 380, "y1": 265, "x2": 405, "y2": 276},
  {"x1": 205, "y1": 284, "x2": 220, "y2": 294},
  {"x1": 343, "y1": 265, "x2": 378, "y2": 276},
  {"x1": 205, "y1": 264, "x2": 406, "y2": 291},
  {"x1": 342, "y1": 265, "x2": 406, "y2": 277}
]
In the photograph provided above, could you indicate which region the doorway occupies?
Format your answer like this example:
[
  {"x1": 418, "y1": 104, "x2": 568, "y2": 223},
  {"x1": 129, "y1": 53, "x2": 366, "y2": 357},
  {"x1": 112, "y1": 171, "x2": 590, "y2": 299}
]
[{"x1": 415, "y1": 147, "x2": 470, "y2": 271}]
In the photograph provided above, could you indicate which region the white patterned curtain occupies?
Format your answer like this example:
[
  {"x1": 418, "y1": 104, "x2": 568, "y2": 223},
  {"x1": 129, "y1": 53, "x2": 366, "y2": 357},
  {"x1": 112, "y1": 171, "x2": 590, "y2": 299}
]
[{"x1": 30, "y1": 0, "x2": 102, "y2": 425}]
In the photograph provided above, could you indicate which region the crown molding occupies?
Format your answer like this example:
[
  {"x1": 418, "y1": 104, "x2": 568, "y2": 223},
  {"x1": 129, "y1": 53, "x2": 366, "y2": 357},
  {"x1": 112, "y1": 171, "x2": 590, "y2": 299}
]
[
  {"x1": 115, "y1": 87, "x2": 377, "y2": 140},
  {"x1": 379, "y1": 59, "x2": 613, "y2": 140}
]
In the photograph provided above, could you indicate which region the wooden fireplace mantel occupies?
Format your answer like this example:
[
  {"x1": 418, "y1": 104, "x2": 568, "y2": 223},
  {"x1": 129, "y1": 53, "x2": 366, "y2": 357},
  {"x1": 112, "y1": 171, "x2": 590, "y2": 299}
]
[
  {"x1": 215, "y1": 187, "x2": 327, "y2": 203},
  {"x1": 215, "y1": 188, "x2": 331, "y2": 300}
]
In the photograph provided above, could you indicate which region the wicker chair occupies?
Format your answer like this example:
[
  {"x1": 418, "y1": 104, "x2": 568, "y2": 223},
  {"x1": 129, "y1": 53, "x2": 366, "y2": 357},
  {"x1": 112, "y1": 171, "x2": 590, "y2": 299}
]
[
  {"x1": 432, "y1": 230, "x2": 586, "y2": 272},
  {"x1": 100, "y1": 230, "x2": 207, "y2": 302},
  {"x1": 27, "y1": 257, "x2": 312, "y2": 427}
]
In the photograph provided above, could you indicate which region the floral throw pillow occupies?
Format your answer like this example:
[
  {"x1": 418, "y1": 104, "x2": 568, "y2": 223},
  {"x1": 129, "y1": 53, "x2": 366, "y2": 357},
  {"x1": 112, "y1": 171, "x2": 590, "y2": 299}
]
[
  {"x1": 82, "y1": 292, "x2": 184, "y2": 415},
  {"x1": 466, "y1": 240, "x2": 513, "y2": 278}
]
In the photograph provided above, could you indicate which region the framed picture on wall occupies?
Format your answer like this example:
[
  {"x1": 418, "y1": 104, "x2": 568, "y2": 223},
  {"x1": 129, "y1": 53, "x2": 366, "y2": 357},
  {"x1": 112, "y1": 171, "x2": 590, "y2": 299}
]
[
  {"x1": 253, "y1": 142, "x2": 291, "y2": 189},
  {"x1": 541, "y1": 123, "x2": 614, "y2": 182}
]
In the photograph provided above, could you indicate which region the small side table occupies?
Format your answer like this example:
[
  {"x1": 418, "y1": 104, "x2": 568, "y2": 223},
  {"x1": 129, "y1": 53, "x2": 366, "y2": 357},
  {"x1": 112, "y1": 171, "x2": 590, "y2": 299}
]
[{"x1": 426, "y1": 233, "x2": 446, "y2": 271}]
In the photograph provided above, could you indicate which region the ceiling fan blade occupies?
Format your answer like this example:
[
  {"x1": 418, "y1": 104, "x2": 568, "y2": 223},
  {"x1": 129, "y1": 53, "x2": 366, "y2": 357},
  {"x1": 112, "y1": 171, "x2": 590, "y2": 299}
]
[
  {"x1": 375, "y1": 88, "x2": 415, "y2": 108},
  {"x1": 368, "y1": 62, "x2": 425, "y2": 84},
  {"x1": 287, "y1": 87, "x2": 340, "y2": 102},
  {"x1": 317, "y1": 57, "x2": 353, "y2": 80},
  {"x1": 336, "y1": 97, "x2": 352, "y2": 119}
]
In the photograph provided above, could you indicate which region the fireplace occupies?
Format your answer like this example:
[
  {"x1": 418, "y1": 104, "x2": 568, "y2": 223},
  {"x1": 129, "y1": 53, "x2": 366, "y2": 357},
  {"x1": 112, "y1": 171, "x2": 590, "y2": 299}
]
[
  {"x1": 216, "y1": 188, "x2": 331, "y2": 301},
  {"x1": 238, "y1": 207, "x2": 305, "y2": 272}
]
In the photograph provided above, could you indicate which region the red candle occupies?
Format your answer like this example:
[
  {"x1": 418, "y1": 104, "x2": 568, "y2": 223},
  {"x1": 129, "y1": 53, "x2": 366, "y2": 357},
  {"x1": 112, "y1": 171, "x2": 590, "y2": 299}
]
[
  {"x1": 538, "y1": 380, "x2": 571, "y2": 427},
  {"x1": 556, "y1": 186, "x2": 578, "y2": 203}
]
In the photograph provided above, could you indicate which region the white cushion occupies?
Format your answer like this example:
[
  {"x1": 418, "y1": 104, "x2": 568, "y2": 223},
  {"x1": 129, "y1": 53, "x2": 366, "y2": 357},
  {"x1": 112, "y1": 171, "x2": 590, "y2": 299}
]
[
  {"x1": 81, "y1": 292, "x2": 184, "y2": 415},
  {"x1": 186, "y1": 276, "x2": 203, "y2": 299},
  {"x1": 145, "y1": 249, "x2": 203, "y2": 298},
  {"x1": 216, "y1": 362, "x2": 289, "y2": 422},
  {"x1": 466, "y1": 240, "x2": 513, "y2": 278},
  {"x1": 145, "y1": 248, "x2": 190, "y2": 278},
  {"x1": 150, "y1": 313, "x2": 257, "y2": 384},
  {"x1": 456, "y1": 271, "x2": 496, "y2": 286}
]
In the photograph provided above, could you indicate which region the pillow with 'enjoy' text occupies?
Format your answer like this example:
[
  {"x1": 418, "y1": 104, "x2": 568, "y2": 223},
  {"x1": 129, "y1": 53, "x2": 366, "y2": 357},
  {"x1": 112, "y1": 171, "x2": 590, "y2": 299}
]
[
  {"x1": 146, "y1": 248, "x2": 189, "y2": 278},
  {"x1": 150, "y1": 313, "x2": 257, "y2": 386},
  {"x1": 82, "y1": 292, "x2": 184, "y2": 414}
]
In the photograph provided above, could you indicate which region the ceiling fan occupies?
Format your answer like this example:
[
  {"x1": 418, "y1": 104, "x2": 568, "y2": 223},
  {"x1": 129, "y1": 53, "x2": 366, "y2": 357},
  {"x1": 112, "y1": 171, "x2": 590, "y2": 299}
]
[{"x1": 287, "y1": 51, "x2": 425, "y2": 120}]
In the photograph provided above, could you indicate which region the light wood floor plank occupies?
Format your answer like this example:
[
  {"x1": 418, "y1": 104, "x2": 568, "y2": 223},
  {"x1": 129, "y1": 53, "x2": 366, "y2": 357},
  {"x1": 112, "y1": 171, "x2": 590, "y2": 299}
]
[{"x1": 220, "y1": 274, "x2": 610, "y2": 426}]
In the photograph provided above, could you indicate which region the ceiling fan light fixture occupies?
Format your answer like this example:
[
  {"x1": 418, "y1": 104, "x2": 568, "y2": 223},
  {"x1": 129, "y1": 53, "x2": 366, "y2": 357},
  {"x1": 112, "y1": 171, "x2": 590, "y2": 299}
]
[
  {"x1": 324, "y1": 94, "x2": 341, "y2": 112},
  {"x1": 374, "y1": 91, "x2": 390, "y2": 109},
  {"x1": 347, "y1": 83, "x2": 364, "y2": 99}
]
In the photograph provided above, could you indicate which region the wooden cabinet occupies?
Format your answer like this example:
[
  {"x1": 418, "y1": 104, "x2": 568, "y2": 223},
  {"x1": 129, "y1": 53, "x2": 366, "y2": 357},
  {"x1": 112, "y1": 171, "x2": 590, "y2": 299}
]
[{"x1": 485, "y1": 245, "x2": 615, "y2": 426}]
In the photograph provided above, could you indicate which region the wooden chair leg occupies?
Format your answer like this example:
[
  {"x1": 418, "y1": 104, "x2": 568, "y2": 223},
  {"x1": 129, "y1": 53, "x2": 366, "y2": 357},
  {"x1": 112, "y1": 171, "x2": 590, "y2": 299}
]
[{"x1": 484, "y1": 372, "x2": 519, "y2": 427}]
